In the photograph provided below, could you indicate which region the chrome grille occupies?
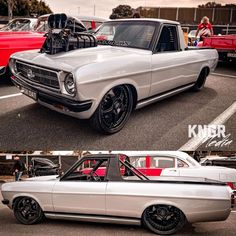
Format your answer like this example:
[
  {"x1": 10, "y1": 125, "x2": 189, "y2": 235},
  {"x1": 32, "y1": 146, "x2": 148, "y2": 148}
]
[{"x1": 16, "y1": 61, "x2": 60, "y2": 89}]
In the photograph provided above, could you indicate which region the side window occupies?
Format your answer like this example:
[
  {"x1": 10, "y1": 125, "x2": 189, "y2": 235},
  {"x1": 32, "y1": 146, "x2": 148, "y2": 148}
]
[
  {"x1": 156, "y1": 25, "x2": 178, "y2": 52},
  {"x1": 151, "y1": 157, "x2": 175, "y2": 168},
  {"x1": 177, "y1": 159, "x2": 189, "y2": 168},
  {"x1": 63, "y1": 158, "x2": 109, "y2": 181},
  {"x1": 82, "y1": 21, "x2": 92, "y2": 29}
]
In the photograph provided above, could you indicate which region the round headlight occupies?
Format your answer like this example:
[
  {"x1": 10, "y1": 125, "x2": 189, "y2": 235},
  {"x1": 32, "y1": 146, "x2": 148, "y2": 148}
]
[
  {"x1": 64, "y1": 73, "x2": 75, "y2": 95},
  {"x1": 9, "y1": 59, "x2": 17, "y2": 74},
  {"x1": 13, "y1": 60, "x2": 18, "y2": 73}
]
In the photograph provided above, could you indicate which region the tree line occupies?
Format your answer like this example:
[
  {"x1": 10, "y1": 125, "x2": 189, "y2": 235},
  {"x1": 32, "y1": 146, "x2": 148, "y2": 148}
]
[
  {"x1": 0, "y1": 0, "x2": 52, "y2": 16},
  {"x1": 110, "y1": 2, "x2": 236, "y2": 19}
]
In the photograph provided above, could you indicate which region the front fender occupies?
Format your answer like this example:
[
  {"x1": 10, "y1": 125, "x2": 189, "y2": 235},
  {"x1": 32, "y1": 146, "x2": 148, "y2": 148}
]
[
  {"x1": 75, "y1": 77, "x2": 145, "y2": 119},
  {"x1": 11, "y1": 193, "x2": 53, "y2": 212}
]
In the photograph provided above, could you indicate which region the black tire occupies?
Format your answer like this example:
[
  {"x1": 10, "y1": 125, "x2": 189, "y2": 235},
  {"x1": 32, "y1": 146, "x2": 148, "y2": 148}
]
[
  {"x1": 90, "y1": 85, "x2": 133, "y2": 134},
  {"x1": 142, "y1": 205, "x2": 186, "y2": 235},
  {"x1": 0, "y1": 66, "x2": 13, "y2": 85},
  {"x1": 191, "y1": 68, "x2": 208, "y2": 92},
  {"x1": 13, "y1": 197, "x2": 44, "y2": 225}
]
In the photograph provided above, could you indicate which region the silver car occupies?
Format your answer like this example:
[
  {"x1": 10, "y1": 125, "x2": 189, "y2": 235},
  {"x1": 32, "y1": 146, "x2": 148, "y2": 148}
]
[
  {"x1": 9, "y1": 16, "x2": 218, "y2": 134},
  {"x1": 1, "y1": 154, "x2": 234, "y2": 235}
]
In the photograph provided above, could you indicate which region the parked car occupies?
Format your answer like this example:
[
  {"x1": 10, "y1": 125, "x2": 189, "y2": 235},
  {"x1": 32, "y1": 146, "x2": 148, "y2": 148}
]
[
  {"x1": 9, "y1": 15, "x2": 218, "y2": 134},
  {"x1": 0, "y1": 18, "x2": 38, "y2": 32},
  {"x1": 34, "y1": 14, "x2": 90, "y2": 32},
  {"x1": 92, "y1": 151, "x2": 236, "y2": 192},
  {"x1": 0, "y1": 15, "x2": 86, "y2": 78},
  {"x1": 201, "y1": 155, "x2": 236, "y2": 169},
  {"x1": 187, "y1": 30, "x2": 199, "y2": 46},
  {"x1": 77, "y1": 15, "x2": 106, "y2": 31},
  {"x1": 202, "y1": 35, "x2": 236, "y2": 62},
  {"x1": 28, "y1": 157, "x2": 60, "y2": 177},
  {"x1": 1, "y1": 154, "x2": 234, "y2": 235}
]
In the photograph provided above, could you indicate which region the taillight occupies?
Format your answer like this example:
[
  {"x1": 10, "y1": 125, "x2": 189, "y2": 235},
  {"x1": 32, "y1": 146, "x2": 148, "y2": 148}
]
[{"x1": 227, "y1": 182, "x2": 235, "y2": 189}]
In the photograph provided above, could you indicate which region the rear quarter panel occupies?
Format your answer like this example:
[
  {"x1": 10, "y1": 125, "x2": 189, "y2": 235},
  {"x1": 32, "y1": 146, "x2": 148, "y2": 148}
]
[{"x1": 105, "y1": 181, "x2": 231, "y2": 223}]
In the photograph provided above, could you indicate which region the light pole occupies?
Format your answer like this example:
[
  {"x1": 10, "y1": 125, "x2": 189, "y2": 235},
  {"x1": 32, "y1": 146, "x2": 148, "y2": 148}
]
[
  {"x1": 93, "y1": 0, "x2": 95, "y2": 16},
  {"x1": 8, "y1": 0, "x2": 14, "y2": 20}
]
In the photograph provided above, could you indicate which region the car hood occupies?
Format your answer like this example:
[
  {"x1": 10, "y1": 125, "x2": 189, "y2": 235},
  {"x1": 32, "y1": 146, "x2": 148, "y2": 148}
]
[
  {"x1": 11, "y1": 45, "x2": 152, "y2": 72},
  {"x1": 24, "y1": 175, "x2": 59, "y2": 181}
]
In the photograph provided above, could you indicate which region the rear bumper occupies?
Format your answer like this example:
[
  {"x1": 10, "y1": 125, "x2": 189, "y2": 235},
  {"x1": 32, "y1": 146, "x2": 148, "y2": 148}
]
[
  {"x1": 12, "y1": 75, "x2": 93, "y2": 113},
  {"x1": 0, "y1": 66, "x2": 6, "y2": 75}
]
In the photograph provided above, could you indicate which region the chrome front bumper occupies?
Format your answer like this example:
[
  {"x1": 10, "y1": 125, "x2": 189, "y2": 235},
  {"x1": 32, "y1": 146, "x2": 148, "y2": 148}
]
[{"x1": 12, "y1": 75, "x2": 93, "y2": 113}]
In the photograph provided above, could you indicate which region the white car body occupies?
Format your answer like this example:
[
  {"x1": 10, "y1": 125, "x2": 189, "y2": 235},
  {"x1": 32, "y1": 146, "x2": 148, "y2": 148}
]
[
  {"x1": 9, "y1": 18, "x2": 218, "y2": 133},
  {"x1": 1, "y1": 154, "x2": 234, "y2": 235},
  {"x1": 117, "y1": 151, "x2": 236, "y2": 191}
]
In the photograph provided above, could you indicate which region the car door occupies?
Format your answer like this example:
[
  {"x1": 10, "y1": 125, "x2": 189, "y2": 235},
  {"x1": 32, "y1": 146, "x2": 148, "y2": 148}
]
[
  {"x1": 150, "y1": 24, "x2": 197, "y2": 96},
  {"x1": 52, "y1": 158, "x2": 108, "y2": 215}
]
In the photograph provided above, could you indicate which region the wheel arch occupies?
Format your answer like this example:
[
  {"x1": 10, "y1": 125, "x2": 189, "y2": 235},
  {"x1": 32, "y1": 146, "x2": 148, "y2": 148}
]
[
  {"x1": 89, "y1": 79, "x2": 139, "y2": 117},
  {"x1": 199, "y1": 65, "x2": 210, "y2": 77},
  {"x1": 140, "y1": 200, "x2": 188, "y2": 221},
  {"x1": 12, "y1": 194, "x2": 45, "y2": 211}
]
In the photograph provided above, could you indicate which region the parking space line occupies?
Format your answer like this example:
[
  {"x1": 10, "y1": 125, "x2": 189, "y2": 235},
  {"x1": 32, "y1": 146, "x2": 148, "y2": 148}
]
[
  {"x1": 212, "y1": 72, "x2": 236, "y2": 79},
  {"x1": 0, "y1": 93, "x2": 22, "y2": 100},
  {"x1": 179, "y1": 101, "x2": 236, "y2": 151}
]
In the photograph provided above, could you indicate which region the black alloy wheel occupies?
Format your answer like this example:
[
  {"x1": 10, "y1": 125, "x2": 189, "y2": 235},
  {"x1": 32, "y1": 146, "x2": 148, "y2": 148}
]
[
  {"x1": 13, "y1": 197, "x2": 44, "y2": 225},
  {"x1": 90, "y1": 85, "x2": 133, "y2": 134},
  {"x1": 142, "y1": 205, "x2": 186, "y2": 235}
]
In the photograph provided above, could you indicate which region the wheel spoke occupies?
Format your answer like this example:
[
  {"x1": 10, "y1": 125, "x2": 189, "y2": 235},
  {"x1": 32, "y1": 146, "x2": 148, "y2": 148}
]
[
  {"x1": 112, "y1": 111, "x2": 120, "y2": 124},
  {"x1": 116, "y1": 90, "x2": 125, "y2": 102},
  {"x1": 102, "y1": 105, "x2": 113, "y2": 114}
]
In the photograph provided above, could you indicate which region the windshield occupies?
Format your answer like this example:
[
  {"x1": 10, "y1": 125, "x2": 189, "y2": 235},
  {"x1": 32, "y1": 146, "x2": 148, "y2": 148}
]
[
  {"x1": 0, "y1": 19, "x2": 33, "y2": 31},
  {"x1": 96, "y1": 21, "x2": 158, "y2": 50},
  {"x1": 35, "y1": 18, "x2": 49, "y2": 32},
  {"x1": 186, "y1": 157, "x2": 201, "y2": 167},
  {"x1": 189, "y1": 30, "x2": 197, "y2": 37}
]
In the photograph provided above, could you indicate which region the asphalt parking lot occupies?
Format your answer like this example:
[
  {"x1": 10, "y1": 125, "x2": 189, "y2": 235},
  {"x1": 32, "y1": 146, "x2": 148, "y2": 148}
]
[
  {"x1": 0, "y1": 187, "x2": 235, "y2": 236},
  {"x1": 0, "y1": 62, "x2": 235, "y2": 151}
]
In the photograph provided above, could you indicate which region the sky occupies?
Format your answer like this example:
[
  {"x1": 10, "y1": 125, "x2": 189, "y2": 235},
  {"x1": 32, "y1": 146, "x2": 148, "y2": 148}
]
[{"x1": 44, "y1": 0, "x2": 236, "y2": 18}]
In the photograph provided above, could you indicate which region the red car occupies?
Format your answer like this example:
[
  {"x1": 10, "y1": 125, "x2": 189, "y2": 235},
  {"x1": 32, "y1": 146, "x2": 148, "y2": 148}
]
[
  {"x1": 0, "y1": 31, "x2": 45, "y2": 77},
  {"x1": 203, "y1": 35, "x2": 236, "y2": 62},
  {"x1": 0, "y1": 15, "x2": 86, "y2": 79}
]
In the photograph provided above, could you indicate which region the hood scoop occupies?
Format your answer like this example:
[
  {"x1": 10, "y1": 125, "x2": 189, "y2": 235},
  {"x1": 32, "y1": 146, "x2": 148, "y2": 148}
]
[{"x1": 41, "y1": 13, "x2": 97, "y2": 55}]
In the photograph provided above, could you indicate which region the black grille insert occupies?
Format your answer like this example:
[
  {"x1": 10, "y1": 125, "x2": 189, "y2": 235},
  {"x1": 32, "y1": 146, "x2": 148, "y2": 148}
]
[{"x1": 16, "y1": 61, "x2": 60, "y2": 89}]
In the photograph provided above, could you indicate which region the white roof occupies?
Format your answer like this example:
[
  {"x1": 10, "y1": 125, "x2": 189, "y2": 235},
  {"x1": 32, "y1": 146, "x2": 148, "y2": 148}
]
[
  {"x1": 108, "y1": 18, "x2": 180, "y2": 25},
  {"x1": 91, "y1": 151, "x2": 189, "y2": 159},
  {"x1": 74, "y1": 15, "x2": 107, "y2": 22}
]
